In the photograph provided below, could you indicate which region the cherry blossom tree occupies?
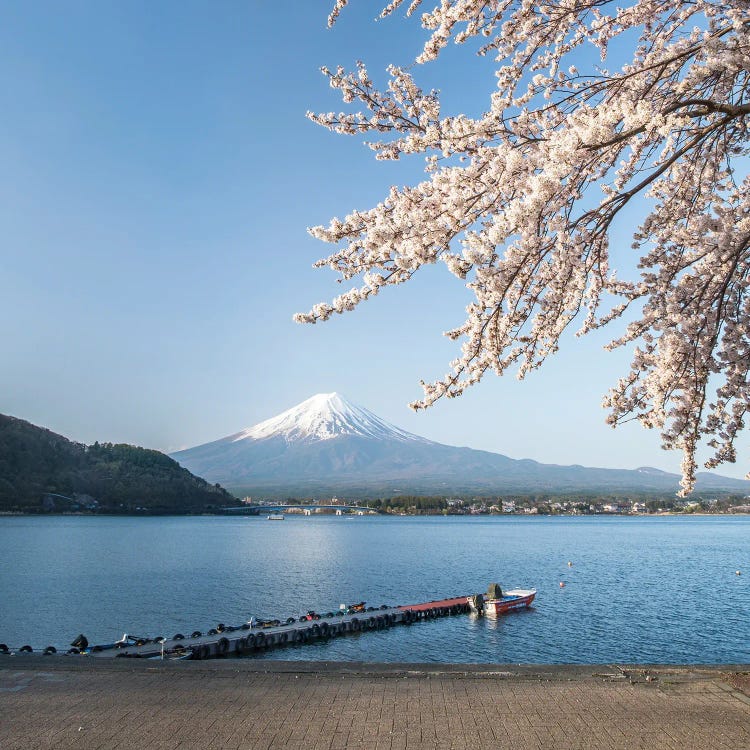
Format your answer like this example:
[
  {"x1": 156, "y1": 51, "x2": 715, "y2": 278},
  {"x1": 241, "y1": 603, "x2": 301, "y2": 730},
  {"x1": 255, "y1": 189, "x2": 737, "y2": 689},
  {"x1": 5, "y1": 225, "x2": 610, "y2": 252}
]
[{"x1": 295, "y1": 0, "x2": 750, "y2": 494}]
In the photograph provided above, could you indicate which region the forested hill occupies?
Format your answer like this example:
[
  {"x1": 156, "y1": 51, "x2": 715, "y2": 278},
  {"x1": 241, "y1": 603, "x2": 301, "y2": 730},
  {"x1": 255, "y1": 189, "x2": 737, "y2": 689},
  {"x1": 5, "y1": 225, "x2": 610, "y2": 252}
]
[{"x1": 0, "y1": 414, "x2": 235, "y2": 513}]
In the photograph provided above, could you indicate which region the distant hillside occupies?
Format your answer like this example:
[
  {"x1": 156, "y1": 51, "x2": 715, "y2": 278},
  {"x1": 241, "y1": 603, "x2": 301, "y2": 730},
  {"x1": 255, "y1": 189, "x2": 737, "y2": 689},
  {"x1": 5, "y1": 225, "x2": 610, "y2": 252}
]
[{"x1": 0, "y1": 414, "x2": 235, "y2": 513}]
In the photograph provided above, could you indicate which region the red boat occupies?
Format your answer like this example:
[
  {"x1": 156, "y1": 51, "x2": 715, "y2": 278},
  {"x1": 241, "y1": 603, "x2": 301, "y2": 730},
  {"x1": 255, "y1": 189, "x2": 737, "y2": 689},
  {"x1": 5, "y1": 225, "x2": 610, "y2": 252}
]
[{"x1": 468, "y1": 584, "x2": 536, "y2": 617}]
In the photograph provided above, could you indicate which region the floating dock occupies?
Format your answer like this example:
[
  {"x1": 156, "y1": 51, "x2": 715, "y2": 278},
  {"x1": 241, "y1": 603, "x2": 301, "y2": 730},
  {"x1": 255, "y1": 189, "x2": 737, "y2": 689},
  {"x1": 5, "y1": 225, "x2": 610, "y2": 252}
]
[{"x1": 1, "y1": 595, "x2": 472, "y2": 661}]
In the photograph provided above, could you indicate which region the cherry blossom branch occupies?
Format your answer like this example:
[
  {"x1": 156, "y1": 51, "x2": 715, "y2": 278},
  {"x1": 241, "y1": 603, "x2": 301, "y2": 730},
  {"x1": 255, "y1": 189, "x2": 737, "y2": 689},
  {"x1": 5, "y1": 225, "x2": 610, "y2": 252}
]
[{"x1": 299, "y1": 0, "x2": 750, "y2": 494}]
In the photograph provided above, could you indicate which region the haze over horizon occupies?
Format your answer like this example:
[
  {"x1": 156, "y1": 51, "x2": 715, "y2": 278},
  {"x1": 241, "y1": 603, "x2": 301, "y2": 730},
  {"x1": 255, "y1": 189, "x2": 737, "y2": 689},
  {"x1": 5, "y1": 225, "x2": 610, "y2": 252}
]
[{"x1": 2, "y1": 1, "x2": 748, "y2": 479}]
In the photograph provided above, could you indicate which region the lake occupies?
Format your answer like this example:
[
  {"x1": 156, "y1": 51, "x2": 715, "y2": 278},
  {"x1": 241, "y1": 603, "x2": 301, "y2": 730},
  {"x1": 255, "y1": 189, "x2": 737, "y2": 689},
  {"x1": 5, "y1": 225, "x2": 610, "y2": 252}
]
[{"x1": 0, "y1": 514, "x2": 748, "y2": 663}]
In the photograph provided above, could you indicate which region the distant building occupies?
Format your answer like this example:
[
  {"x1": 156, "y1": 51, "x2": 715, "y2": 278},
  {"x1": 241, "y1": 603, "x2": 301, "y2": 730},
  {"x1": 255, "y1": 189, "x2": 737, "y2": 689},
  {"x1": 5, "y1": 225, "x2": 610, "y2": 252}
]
[
  {"x1": 602, "y1": 502, "x2": 631, "y2": 514},
  {"x1": 74, "y1": 493, "x2": 99, "y2": 510}
]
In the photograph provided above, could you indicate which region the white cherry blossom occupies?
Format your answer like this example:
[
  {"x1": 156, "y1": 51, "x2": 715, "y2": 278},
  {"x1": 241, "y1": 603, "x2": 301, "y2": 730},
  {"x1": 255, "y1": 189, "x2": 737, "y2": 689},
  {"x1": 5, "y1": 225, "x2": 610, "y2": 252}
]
[{"x1": 297, "y1": 0, "x2": 750, "y2": 495}]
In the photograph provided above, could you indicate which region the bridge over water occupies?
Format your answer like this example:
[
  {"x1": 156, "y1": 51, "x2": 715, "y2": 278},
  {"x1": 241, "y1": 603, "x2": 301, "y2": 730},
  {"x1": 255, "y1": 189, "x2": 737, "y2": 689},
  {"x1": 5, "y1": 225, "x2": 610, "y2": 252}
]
[{"x1": 223, "y1": 504, "x2": 377, "y2": 515}]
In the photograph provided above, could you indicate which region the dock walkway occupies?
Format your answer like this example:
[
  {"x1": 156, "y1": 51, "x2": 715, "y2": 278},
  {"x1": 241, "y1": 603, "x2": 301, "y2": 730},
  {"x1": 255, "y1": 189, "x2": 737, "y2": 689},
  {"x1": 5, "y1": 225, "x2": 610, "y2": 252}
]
[{"x1": 77, "y1": 597, "x2": 472, "y2": 660}]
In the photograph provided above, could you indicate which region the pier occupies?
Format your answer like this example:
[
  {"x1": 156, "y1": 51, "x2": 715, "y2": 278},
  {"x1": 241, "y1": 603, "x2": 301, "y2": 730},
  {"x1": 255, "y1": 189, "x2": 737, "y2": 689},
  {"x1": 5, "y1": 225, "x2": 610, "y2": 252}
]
[{"x1": 2, "y1": 596, "x2": 472, "y2": 661}]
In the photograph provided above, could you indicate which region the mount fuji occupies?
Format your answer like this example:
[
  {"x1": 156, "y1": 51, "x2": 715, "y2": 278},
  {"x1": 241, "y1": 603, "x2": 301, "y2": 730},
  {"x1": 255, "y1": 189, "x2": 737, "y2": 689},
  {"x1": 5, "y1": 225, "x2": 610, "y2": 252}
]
[{"x1": 170, "y1": 393, "x2": 750, "y2": 498}]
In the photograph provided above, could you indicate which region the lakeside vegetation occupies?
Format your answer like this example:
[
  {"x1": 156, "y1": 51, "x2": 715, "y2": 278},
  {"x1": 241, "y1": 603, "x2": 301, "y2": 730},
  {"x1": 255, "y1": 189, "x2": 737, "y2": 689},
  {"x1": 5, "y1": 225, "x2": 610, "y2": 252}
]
[
  {"x1": 251, "y1": 494, "x2": 750, "y2": 516},
  {"x1": 0, "y1": 414, "x2": 234, "y2": 514}
]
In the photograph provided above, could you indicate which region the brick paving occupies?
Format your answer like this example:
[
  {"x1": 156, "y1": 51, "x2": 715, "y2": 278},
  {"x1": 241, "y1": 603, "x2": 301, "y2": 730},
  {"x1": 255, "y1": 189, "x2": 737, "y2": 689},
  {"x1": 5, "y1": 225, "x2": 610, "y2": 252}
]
[{"x1": 1, "y1": 659, "x2": 750, "y2": 750}]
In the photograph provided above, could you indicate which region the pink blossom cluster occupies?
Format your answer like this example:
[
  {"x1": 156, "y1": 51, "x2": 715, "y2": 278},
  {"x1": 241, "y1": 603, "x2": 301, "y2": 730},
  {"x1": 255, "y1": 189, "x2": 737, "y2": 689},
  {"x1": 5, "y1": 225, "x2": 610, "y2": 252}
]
[{"x1": 297, "y1": 0, "x2": 750, "y2": 494}]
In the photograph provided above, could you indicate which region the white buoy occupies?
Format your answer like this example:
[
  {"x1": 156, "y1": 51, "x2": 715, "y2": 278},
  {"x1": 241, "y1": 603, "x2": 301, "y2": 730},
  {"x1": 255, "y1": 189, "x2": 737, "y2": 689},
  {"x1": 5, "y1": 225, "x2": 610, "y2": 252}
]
[
  {"x1": 559, "y1": 581, "x2": 565, "y2": 588},
  {"x1": 567, "y1": 561, "x2": 573, "y2": 567},
  {"x1": 736, "y1": 570, "x2": 742, "y2": 576}
]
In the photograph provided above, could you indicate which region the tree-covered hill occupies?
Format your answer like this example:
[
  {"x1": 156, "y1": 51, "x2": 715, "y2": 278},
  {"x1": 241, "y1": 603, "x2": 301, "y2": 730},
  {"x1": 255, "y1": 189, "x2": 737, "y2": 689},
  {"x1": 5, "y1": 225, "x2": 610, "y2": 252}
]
[{"x1": 0, "y1": 414, "x2": 235, "y2": 513}]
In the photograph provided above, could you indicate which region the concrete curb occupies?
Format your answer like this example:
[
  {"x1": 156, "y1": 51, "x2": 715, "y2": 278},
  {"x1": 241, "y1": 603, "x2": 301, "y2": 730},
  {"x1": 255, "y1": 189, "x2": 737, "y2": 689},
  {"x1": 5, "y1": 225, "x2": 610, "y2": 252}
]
[{"x1": 2, "y1": 655, "x2": 748, "y2": 681}]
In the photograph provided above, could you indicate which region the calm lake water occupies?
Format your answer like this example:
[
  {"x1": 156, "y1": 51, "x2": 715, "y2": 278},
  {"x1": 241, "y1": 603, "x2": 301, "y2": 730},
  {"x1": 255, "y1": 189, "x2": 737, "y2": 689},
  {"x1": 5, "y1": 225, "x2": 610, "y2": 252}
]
[{"x1": 1, "y1": 514, "x2": 748, "y2": 663}]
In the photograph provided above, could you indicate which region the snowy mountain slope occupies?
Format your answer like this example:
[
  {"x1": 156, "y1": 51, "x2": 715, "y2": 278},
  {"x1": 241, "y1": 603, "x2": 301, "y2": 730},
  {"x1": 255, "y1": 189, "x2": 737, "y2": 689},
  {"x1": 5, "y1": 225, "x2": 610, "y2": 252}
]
[
  {"x1": 226, "y1": 393, "x2": 429, "y2": 444},
  {"x1": 170, "y1": 393, "x2": 750, "y2": 498}
]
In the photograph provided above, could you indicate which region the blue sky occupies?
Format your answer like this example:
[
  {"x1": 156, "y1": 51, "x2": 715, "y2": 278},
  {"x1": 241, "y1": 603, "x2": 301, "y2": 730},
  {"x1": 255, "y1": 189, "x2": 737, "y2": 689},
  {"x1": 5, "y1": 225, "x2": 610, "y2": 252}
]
[{"x1": 1, "y1": 1, "x2": 745, "y2": 479}]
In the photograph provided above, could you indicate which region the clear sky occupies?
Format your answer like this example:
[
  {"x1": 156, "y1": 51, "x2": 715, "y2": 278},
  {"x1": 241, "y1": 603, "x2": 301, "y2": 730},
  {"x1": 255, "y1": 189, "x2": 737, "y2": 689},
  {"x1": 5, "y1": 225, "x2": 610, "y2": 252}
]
[{"x1": 1, "y1": 1, "x2": 746, "y2": 479}]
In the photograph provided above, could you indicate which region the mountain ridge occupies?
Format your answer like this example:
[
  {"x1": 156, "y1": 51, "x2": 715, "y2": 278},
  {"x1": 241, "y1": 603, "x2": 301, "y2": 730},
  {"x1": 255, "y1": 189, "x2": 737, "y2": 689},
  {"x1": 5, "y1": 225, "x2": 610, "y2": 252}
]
[{"x1": 170, "y1": 393, "x2": 750, "y2": 499}]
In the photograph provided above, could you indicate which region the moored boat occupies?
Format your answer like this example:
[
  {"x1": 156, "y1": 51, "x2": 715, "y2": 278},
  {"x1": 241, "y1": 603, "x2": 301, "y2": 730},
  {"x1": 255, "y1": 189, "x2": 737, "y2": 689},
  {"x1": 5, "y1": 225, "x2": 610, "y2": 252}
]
[
  {"x1": 267, "y1": 514, "x2": 284, "y2": 520},
  {"x1": 468, "y1": 582, "x2": 536, "y2": 617}
]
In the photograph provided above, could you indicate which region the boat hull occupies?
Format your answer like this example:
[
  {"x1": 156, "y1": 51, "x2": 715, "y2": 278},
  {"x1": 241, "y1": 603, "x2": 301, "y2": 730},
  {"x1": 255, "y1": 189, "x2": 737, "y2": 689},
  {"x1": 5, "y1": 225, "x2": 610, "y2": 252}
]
[{"x1": 472, "y1": 589, "x2": 536, "y2": 617}]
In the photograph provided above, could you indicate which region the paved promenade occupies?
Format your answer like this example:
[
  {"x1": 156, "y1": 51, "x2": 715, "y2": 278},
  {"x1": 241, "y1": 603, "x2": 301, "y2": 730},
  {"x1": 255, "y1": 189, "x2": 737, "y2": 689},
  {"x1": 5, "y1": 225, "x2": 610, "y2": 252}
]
[{"x1": 2, "y1": 658, "x2": 750, "y2": 749}]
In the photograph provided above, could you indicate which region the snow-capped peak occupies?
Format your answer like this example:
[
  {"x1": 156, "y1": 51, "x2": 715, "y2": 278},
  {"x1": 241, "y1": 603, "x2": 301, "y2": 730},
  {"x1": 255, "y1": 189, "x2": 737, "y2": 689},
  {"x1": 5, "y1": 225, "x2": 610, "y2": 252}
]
[{"x1": 229, "y1": 392, "x2": 427, "y2": 444}]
